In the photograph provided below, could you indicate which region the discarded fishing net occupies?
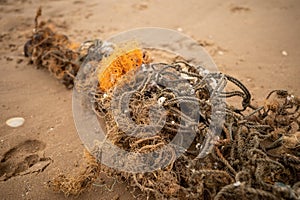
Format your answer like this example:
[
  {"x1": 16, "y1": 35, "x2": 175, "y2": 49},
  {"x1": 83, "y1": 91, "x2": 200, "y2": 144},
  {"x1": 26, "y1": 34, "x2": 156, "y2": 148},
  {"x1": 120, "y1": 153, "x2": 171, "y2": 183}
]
[
  {"x1": 24, "y1": 7, "x2": 87, "y2": 88},
  {"x1": 69, "y1": 30, "x2": 300, "y2": 199},
  {"x1": 24, "y1": 9, "x2": 299, "y2": 199},
  {"x1": 49, "y1": 149, "x2": 100, "y2": 196}
]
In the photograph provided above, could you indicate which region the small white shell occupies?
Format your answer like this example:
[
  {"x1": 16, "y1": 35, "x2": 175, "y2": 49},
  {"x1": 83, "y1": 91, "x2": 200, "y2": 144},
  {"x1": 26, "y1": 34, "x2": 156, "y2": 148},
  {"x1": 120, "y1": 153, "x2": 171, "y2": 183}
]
[
  {"x1": 157, "y1": 97, "x2": 166, "y2": 106},
  {"x1": 233, "y1": 181, "x2": 241, "y2": 187},
  {"x1": 6, "y1": 117, "x2": 25, "y2": 128},
  {"x1": 177, "y1": 27, "x2": 183, "y2": 32},
  {"x1": 217, "y1": 50, "x2": 224, "y2": 55},
  {"x1": 281, "y1": 50, "x2": 288, "y2": 56}
]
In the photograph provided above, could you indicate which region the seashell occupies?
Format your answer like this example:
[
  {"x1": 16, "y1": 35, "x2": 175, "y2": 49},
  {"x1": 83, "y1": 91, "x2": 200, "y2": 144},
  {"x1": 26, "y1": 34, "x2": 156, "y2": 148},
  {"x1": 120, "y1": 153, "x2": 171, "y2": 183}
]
[
  {"x1": 6, "y1": 117, "x2": 25, "y2": 128},
  {"x1": 281, "y1": 50, "x2": 288, "y2": 56}
]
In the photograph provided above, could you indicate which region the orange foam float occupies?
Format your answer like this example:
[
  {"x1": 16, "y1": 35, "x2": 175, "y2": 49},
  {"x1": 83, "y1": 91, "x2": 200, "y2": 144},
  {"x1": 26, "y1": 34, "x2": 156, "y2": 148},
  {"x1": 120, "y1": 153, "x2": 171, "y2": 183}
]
[{"x1": 97, "y1": 43, "x2": 149, "y2": 92}]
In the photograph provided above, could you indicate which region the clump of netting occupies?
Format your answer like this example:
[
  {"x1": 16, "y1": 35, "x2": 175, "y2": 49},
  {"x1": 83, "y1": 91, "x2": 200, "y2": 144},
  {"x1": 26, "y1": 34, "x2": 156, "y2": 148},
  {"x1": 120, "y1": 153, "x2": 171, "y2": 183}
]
[
  {"x1": 86, "y1": 60, "x2": 300, "y2": 199},
  {"x1": 24, "y1": 7, "x2": 299, "y2": 200},
  {"x1": 23, "y1": 7, "x2": 106, "y2": 88}
]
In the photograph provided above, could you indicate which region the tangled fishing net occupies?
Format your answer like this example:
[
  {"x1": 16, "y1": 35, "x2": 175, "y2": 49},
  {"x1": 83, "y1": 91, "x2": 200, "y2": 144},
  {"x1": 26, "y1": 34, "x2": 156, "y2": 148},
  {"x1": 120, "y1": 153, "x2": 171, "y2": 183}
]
[
  {"x1": 25, "y1": 8, "x2": 299, "y2": 200},
  {"x1": 69, "y1": 40, "x2": 300, "y2": 199},
  {"x1": 24, "y1": 7, "x2": 85, "y2": 88}
]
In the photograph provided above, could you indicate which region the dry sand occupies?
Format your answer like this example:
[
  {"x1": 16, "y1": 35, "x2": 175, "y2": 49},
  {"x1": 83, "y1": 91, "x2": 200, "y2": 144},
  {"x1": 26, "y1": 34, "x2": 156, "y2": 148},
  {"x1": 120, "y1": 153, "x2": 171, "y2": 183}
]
[{"x1": 0, "y1": 0, "x2": 299, "y2": 199}]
